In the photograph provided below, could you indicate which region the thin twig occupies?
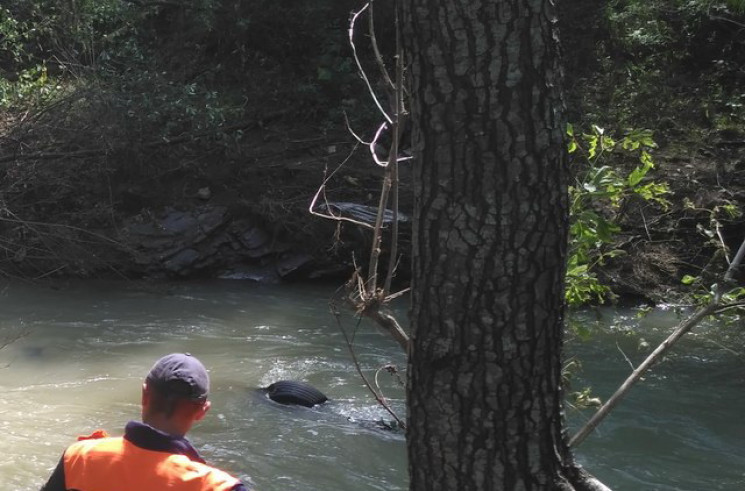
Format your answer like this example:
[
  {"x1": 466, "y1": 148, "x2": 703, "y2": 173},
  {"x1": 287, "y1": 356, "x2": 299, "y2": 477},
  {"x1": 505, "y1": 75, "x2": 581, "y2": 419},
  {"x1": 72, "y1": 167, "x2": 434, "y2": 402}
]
[
  {"x1": 308, "y1": 142, "x2": 376, "y2": 230},
  {"x1": 640, "y1": 209, "x2": 652, "y2": 241},
  {"x1": 710, "y1": 14, "x2": 745, "y2": 29},
  {"x1": 367, "y1": 0, "x2": 395, "y2": 90},
  {"x1": 383, "y1": 16, "x2": 406, "y2": 297},
  {"x1": 616, "y1": 343, "x2": 635, "y2": 371},
  {"x1": 703, "y1": 338, "x2": 743, "y2": 359},
  {"x1": 330, "y1": 302, "x2": 406, "y2": 429},
  {"x1": 349, "y1": 4, "x2": 392, "y2": 124},
  {"x1": 0, "y1": 212, "x2": 132, "y2": 251}
]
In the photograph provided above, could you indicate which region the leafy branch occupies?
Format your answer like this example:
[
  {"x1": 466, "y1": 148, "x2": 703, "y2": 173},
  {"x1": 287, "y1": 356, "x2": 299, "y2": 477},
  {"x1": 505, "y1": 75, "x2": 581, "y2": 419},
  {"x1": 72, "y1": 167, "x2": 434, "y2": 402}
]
[{"x1": 566, "y1": 125, "x2": 670, "y2": 306}]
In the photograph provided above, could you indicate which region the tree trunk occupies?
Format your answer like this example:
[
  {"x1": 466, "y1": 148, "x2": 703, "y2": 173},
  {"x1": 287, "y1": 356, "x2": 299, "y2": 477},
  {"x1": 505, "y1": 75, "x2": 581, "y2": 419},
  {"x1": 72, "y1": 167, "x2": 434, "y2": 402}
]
[{"x1": 403, "y1": 1, "x2": 602, "y2": 489}]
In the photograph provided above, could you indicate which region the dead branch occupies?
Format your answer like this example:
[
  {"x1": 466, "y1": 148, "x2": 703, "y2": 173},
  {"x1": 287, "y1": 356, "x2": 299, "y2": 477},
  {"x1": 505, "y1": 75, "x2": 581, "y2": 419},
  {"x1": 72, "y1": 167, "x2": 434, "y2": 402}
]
[
  {"x1": 365, "y1": 309, "x2": 410, "y2": 352},
  {"x1": 349, "y1": 4, "x2": 392, "y2": 124},
  {"x1": 312, "y1": 3, "x2": 411, "y2": 426},
  {"x1": 307, "y1": 142, "x2": 379, "y2": 230},
  {"x1": 0, "y1": 212, "x2": 133, "y2": 251},
  {"x1": 383, "y1": 17, "x2": 407, "y2": 297},
  {"x1": 0, "y1": 324, "x2": 31, "y2": 360},
  {"x1": 342, "y1": 269, "x2": 410, "y2": 351},
  {"x1": 331, "y1": 301, "x2": 406, "y2": 429},
  {"x1": 368, "y1": 0, "x2": 395, "y2": 90}
]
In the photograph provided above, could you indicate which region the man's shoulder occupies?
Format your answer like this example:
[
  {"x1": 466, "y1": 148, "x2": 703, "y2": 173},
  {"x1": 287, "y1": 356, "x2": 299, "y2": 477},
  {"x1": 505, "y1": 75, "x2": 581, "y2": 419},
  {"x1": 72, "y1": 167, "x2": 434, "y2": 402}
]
[
  {"x1": 66, "y1": 434, "x2": 123, "y2": 456},
  {"x1": 168, "y1": 455, "x2": 243, "y2": 483}
]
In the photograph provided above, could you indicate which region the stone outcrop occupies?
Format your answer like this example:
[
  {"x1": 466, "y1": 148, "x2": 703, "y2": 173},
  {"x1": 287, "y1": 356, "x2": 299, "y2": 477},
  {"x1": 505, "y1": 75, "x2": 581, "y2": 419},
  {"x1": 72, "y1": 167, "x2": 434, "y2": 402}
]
[{"x1": 121, "y1": 206, "x2": 314, "y2": 282}]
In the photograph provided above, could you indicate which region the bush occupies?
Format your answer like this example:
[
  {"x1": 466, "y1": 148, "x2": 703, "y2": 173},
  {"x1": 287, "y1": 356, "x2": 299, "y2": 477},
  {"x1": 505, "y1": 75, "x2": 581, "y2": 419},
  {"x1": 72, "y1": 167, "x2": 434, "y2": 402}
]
[{"x1": 566, "y1": 124, "x2": 670, "y2": 306}]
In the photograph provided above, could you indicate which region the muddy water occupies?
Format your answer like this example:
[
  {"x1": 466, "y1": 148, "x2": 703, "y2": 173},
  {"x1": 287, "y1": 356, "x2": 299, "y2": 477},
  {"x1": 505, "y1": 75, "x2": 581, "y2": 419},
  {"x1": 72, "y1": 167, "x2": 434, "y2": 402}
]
[{"x1": 0, "y1": 280, "x2": 743, "y2": 490}]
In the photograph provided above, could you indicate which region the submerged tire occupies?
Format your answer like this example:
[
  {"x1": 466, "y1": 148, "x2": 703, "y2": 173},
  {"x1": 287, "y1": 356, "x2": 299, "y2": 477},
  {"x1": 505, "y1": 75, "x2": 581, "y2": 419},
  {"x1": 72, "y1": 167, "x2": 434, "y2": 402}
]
[{"x1": 265, "y1": 380, "x2": 328, "y2": 407}]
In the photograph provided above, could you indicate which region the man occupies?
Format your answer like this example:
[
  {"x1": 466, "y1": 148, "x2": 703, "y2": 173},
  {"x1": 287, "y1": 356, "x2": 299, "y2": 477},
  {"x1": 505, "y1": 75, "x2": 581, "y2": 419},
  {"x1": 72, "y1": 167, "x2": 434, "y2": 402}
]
[{"x1": 41, "y1": 353, "x2": 251, "y2": 490}]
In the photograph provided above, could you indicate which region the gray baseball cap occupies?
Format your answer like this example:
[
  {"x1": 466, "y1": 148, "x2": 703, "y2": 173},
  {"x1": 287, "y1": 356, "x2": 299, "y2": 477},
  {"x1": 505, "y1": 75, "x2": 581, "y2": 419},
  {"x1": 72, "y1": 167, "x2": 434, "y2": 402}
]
[{"x1": 146, "y1": 353, "x2": 210, "y2": 400}]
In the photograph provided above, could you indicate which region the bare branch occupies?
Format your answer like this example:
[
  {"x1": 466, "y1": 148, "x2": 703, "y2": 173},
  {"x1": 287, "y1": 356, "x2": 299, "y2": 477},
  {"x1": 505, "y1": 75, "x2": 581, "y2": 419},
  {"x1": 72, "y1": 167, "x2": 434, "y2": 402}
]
[
  {"x1": 331, "y1": 302, "x2": 406, "y2": 429},
  {"x1": 308, "y1": 143, "x2": 377, "y2": 230},
  {"x1": 368, "y1": 0, "x2": 395, "y2": 90},
  {"x1": 0, "y1": 210, "x2": 132, "y2": 251},
  {"x1": 0, "y1": 325, "x2": 30, "y2": 352},
  {"x1": 383, "y1": 19, "x2": 407, "y2": 297},
  {"x1": 349, "y1": 4, "x2": 393, "y2": 124},
  {"x1": 615, "y1": 343, "x2": 635, "y2": 371},
  {"x1": 723, "y1": 236, "x2": 745, "y2": 283},
  {"x1": 710, "y1": 14, "x2": 745, "y2": 29}
]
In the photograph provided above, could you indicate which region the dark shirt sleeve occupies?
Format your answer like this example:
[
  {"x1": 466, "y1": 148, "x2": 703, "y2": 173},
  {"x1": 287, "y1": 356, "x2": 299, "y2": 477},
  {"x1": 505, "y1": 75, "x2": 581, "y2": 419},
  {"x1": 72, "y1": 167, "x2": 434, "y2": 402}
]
[{"x1": 39, "y1": 455, "x2": 66, "y2": 491}]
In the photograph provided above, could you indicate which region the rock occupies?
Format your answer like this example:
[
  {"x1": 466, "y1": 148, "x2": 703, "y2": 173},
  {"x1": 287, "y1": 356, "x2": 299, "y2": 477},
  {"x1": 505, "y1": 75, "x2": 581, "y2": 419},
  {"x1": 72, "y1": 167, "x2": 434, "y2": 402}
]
[
  {"x1": 217, "y1": 265, "x2": 281, "y2": 283},
  {"x1": 163, "y1": 248, "x2": 200, "y2": 274},
  {"x1": 197, "y1": 187, "x2": 211, "y2": 200},
  {"x1": 122, "y1": 205, "x2": 318, "y2": 281},
  {"x1": 276, "y1": 251, "x2": 314, "y2": 278}
]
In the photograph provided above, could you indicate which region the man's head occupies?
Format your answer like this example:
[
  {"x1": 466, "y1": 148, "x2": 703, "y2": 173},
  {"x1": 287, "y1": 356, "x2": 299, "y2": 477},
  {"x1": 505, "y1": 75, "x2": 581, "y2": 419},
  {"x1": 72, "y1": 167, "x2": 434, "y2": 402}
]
[{"x1": 141, "y1": 353, "x2": 212, "y2": 436}]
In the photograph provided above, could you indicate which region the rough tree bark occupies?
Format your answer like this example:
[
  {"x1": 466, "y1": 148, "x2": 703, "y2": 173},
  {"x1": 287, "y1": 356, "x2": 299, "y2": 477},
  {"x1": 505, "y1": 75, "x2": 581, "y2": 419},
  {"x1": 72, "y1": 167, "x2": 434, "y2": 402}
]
[{"x1": 402, "y1": 1, "x2": 607, "y2": 489}]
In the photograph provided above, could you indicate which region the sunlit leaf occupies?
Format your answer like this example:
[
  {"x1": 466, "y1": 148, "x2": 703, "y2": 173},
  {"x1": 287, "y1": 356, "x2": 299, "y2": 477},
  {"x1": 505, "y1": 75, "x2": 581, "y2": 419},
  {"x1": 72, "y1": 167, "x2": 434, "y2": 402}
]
[{"x1": 681, "y1": 275, "x2": 697, "y2": 285}]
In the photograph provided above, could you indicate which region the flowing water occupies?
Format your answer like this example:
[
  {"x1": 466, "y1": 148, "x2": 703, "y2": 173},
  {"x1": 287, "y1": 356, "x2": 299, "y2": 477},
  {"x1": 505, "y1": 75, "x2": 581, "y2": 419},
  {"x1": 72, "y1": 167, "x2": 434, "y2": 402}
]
[{"x1": 0, "y1": 280, "x2": 743, "y2": 490}]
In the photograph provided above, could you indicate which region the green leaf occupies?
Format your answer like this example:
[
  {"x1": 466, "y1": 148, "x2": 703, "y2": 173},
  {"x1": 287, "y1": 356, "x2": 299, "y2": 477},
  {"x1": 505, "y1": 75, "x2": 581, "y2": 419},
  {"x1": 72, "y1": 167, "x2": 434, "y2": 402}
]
[
  {"x1": 627, "y1": 166, "x2": 647, "y2": 187},
  {"x1": 640, "y1": 150, "x2": 654, "y2": 168},
  {"x1": 622, "y1": 137, "x2": 640, "y2": 151},
  {"x1": 584, "y1": 134, "x2": 599, "y2": 159},
  {"x1": 681, "y1": 275, "x2": 697, "y2": 285}
]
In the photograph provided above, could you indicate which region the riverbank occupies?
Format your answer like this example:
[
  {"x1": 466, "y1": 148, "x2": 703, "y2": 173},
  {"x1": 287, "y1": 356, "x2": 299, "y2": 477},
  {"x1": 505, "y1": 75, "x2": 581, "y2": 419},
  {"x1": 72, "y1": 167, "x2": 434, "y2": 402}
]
[{"x1": 0, "y1": 1, "x2": 743, "y2": 304}]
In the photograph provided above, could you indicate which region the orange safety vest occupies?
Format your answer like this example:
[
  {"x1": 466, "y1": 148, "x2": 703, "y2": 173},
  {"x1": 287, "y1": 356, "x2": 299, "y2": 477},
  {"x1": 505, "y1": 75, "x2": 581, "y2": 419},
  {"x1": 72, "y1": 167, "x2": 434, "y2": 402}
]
[{"x1": 63, "y1": 435, "x2": 241, "y2": 491}]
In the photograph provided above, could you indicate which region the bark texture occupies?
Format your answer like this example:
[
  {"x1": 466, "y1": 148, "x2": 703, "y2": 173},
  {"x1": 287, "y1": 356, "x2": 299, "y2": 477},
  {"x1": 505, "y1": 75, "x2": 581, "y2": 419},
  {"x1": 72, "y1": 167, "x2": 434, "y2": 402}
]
[{"x1": 402, "y1": 0, "x2": 590, "y2": 489}]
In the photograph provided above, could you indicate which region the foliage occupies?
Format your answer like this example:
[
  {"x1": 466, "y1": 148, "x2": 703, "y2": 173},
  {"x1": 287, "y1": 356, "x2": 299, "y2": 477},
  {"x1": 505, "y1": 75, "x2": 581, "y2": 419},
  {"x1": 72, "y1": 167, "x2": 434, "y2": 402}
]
[
  {"x1": 0, "y1": 0, "x2": 362, "y2": 148},
  {"x1": 563, "y1": 357, "x2": 602, "y2": 410},
  {"x1": 678, "y1": 204, "x2": 745, "y2": 313},
  {"x1": 0, "y1": 0, "x2": 367, "y2": 278},
  {"x1": 0, "y1": 6, "x2": 61, "y2": 109},
  {"x1": 566, "y1": 124, "x2": 671, "y2": 306},
  {"x1": 598, "y1": 0, "x2": 745, "y2": 131}
]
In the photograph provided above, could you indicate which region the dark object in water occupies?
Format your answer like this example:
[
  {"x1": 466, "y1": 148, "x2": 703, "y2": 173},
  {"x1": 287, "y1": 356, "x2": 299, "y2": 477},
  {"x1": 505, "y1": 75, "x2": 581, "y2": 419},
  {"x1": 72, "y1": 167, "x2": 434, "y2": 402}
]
[{"x1": 265, "y1": 380, "x2": 328, "y2": 407}]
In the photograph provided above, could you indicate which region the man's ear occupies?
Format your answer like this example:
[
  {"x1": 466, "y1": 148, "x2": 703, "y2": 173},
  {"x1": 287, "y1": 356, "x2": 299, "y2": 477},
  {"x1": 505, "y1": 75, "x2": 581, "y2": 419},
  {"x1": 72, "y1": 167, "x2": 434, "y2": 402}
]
[
  {"x1": 194, "y1": 400, "x2": 211, "y2": 422},
  {"x1": 141, "y1": 382, "x2": 150, "y2": 408}
]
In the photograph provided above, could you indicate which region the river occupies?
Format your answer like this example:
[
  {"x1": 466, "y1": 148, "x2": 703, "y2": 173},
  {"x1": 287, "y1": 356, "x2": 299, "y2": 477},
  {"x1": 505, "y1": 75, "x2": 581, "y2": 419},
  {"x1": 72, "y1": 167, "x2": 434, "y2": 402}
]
[{"x1": 0, "y1": 280, "x2": 743, "y2": 490}]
